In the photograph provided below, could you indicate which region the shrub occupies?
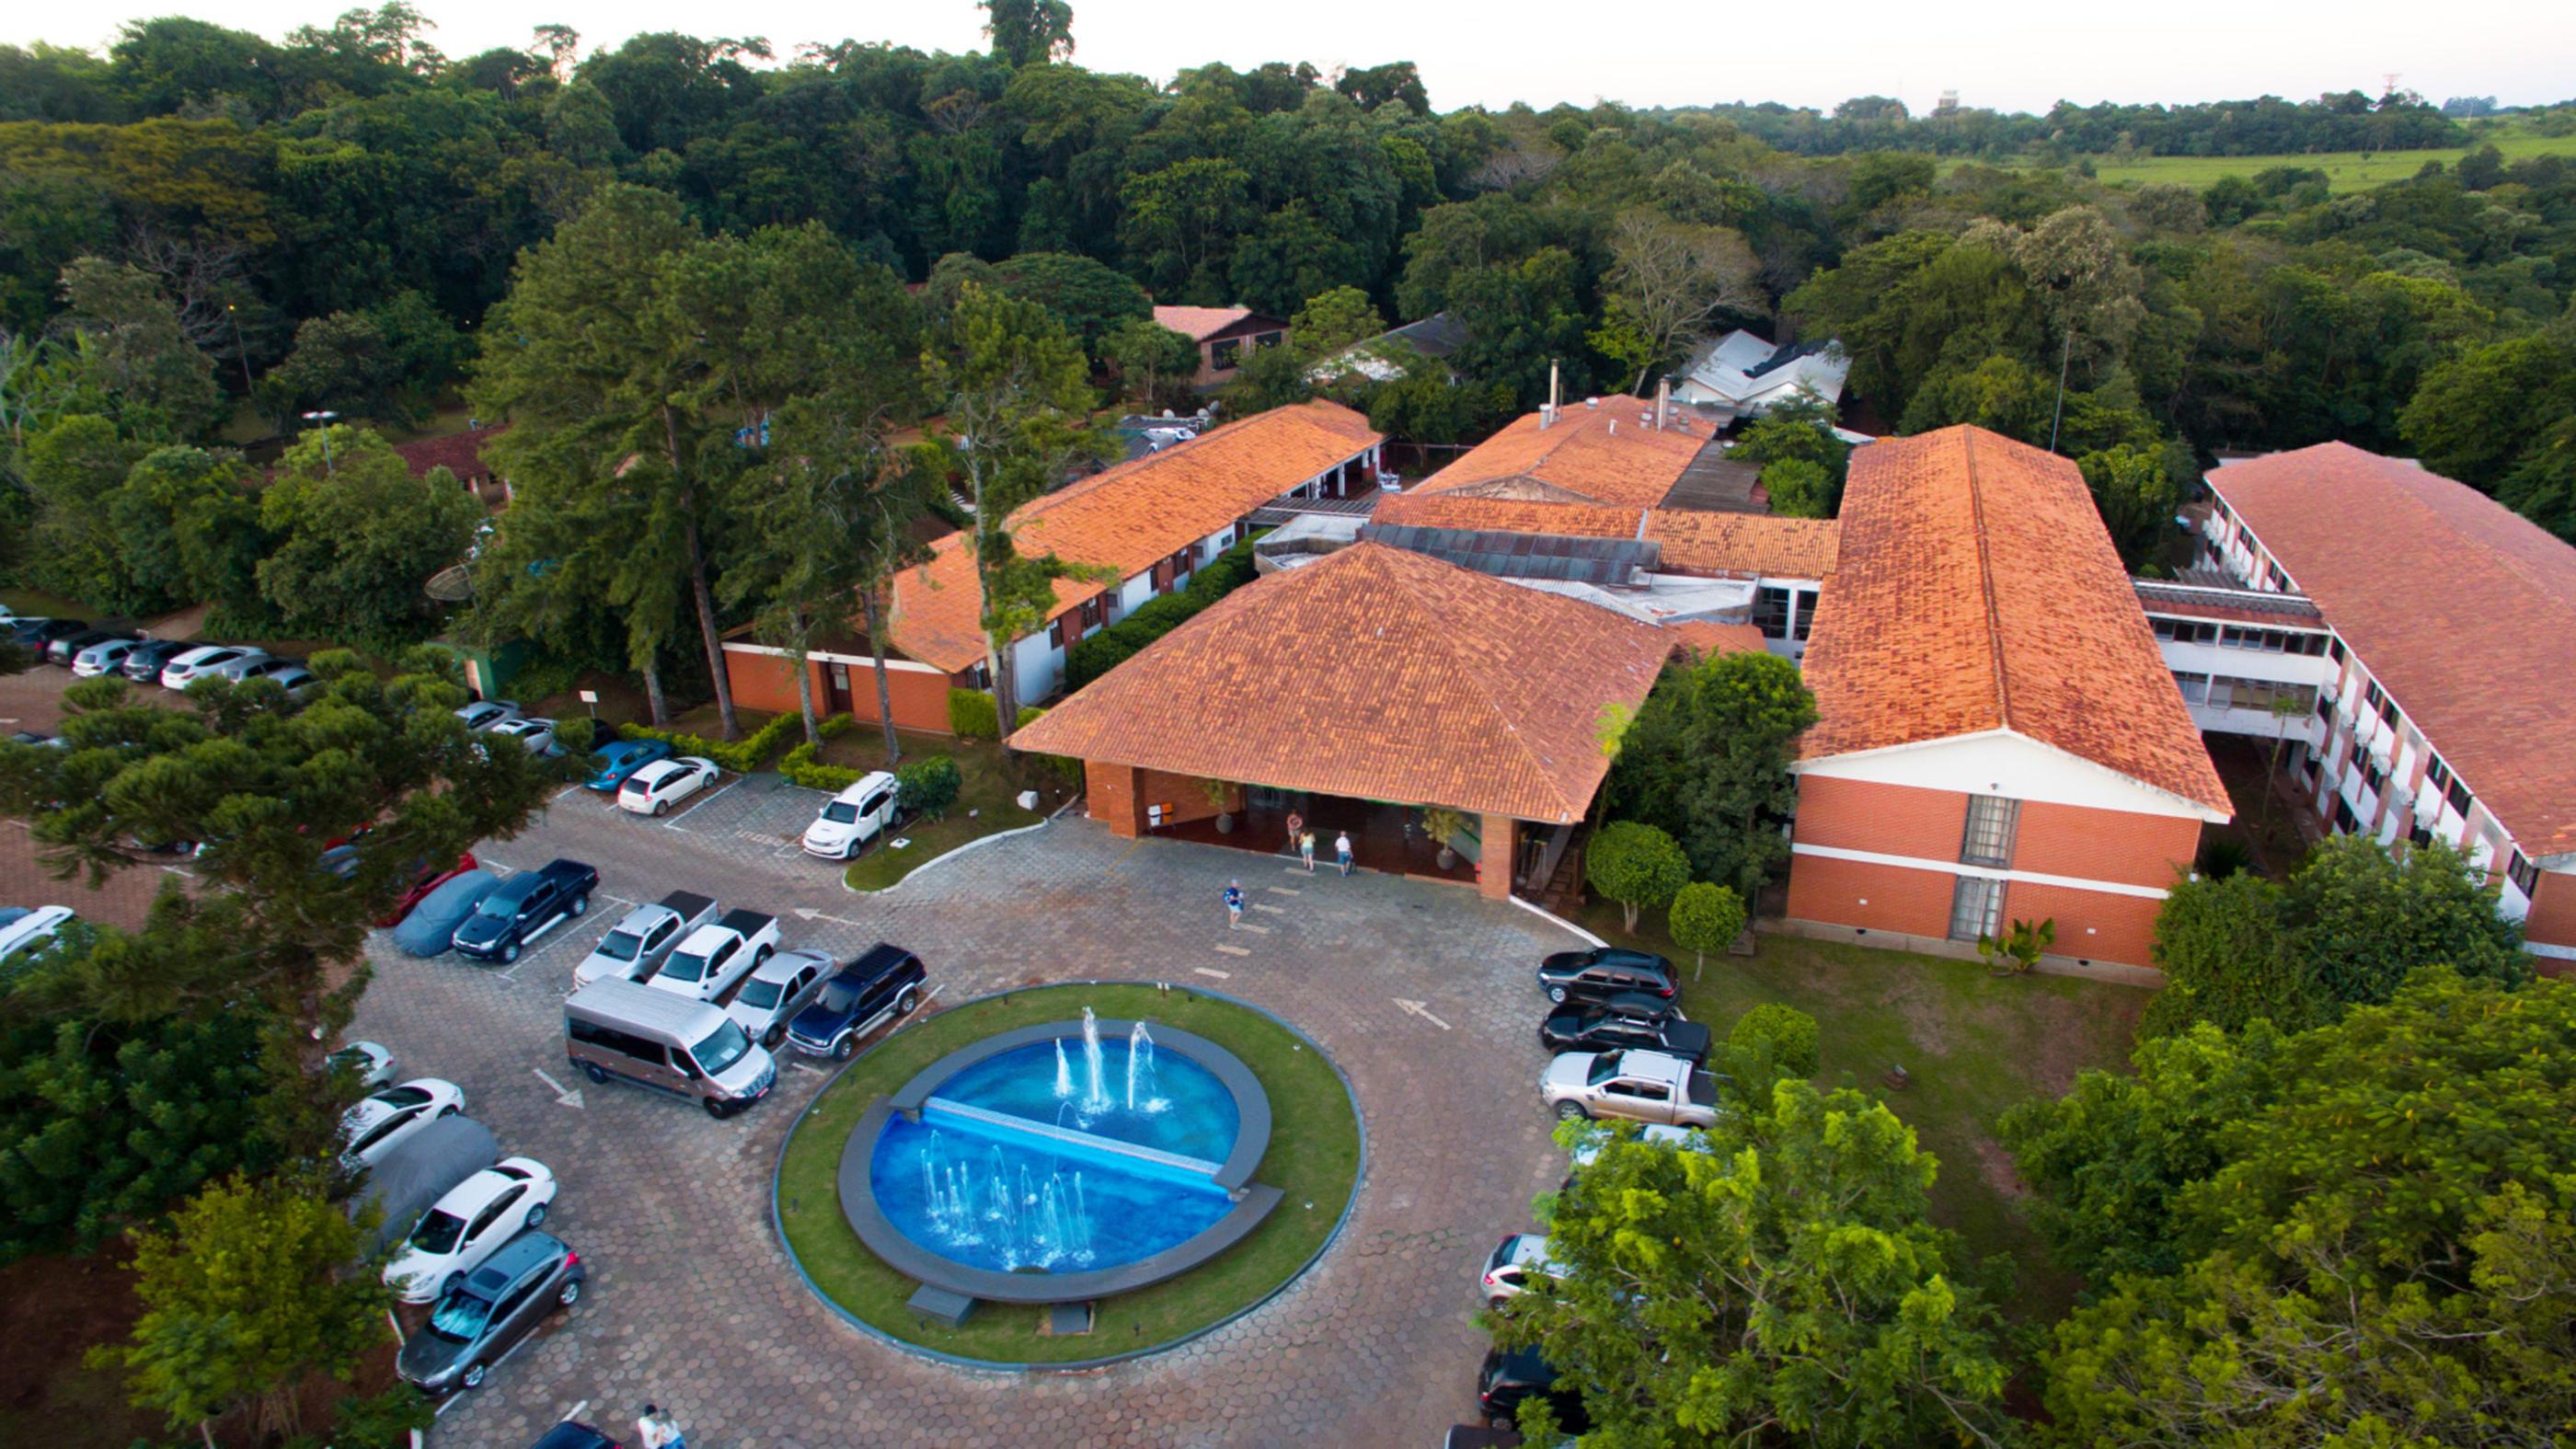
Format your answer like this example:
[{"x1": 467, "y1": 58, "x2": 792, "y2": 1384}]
[
  {"x1": 778, "y1": 714, "x2": 863, "y2": 790},
  {"x1": 552, "y1": 716, "x2": 604, "y2": 757},
  {"x1": 948, "y1": 688, "x2": 1001, "y2": 740},
  {"x1": 1585, "y1": 820, "x2": 1690, "y2": 931},
  {"x1": 1759, "y1": 457, "x2": 1834, "y2": 519},
  {"x1": 615, "y1": 708, "x2": 801, "y2": 774},
  {"x1": 1062, "y1": 533, "x2": 1265, "y2": 691},
  {"x1": 1730, "y1": 1003, "x2": 1820, "y2": 1081},
  {"x1": 896, "y1": 754, "x2": 962, "y2": 820},
  {"x1": 1668, "y1": 881, "x2": 1748, "y2": 972}
]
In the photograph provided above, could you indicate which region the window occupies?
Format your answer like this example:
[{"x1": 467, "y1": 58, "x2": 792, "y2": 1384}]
[
  {"x1": 1046, "y1": 616, "x2": 1067, "y2": 650},
  {"x1": 2426, "y1": 756, "x2": 2452, "y2": 793},
  {"x1": 2332, "y1": 799, "x2": 2358, "y2": 834},
  {"x1": 1078, "y1": 597, "x2": 1102, "y2": 631},
  {"x1": 2328, "y1": 637, "x2": 2346, "y2": 664},
  {"x1": 2446, "y1": 779, "x2": 2472, "y2": 815},
  {"x1": 2317, "y1": 693, "x2": 2336, "y2": 724},
  {"x1": 1949, "y1": 876, "x2": 2006, "y2": 943},
  {"x1": 1754, "y1": 587, "x2": 1793, "y2": 638},
  {"x1": 2172, "y1": 671, "x2": 2211, "y2": 705},
  {"x1": 1209, "y1": 339, "x2": 1240, "y2": 371},
  {"x1": 1959, "y1": 796, "x2": 2018, "y2": 867},
  {"x1": 2151, "y1": 616, "x2": 2217, "y2": 645},
  {"x1": 2409, "y1": 824, "x2": 2434, "y2": 849},
  {"x1": 2360, "y1": 755, "x2": 2386, "y2": 794},
  {"x1": 1252, "y1": 330, "x2": 1284, "y2": 351},
  {"x1": 2506, "y1": 850, "x2": 2541, "y2": 898},
  {"x1": 1793, "y1": 589, "x2": 1821, "y2": 641},
  {"x1": 2378, "y1": 696, "x2": 2398, "y2": 729},
  {"x1": 2207, "y1": 676, "x2": 2317, "y2": 715}
]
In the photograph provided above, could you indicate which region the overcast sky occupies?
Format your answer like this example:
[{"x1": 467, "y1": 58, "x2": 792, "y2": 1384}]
[{"x1": 13, "y1": 0, "x2": 2572, "y2": 116}]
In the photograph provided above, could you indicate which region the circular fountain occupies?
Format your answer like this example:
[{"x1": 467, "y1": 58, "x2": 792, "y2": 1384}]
[{"x1": 839, "y1": 1007, "x2": 1280, "y2": 1313}]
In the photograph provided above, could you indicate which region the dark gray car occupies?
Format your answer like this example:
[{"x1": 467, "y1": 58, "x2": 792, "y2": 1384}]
[{"x1": 397, "y1": 1229, "x2": 585, "y2": 1395}]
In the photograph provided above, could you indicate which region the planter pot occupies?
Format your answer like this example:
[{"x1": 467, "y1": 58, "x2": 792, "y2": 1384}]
[
  {"x1": 1214, "y1": 812, "x2": 1235, "y2": 834},
  {"x1": 1435, "y1": 846, "x2": 1456, "y2": 870}
]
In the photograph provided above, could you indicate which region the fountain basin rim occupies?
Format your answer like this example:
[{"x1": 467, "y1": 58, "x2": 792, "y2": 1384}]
[
  {"x1": 884, "y1": 1018, "x2": 1270, "y2": 1190},
  {"x1": 844, "y1": 1097, "x2": 1283, "y2": 1305}
]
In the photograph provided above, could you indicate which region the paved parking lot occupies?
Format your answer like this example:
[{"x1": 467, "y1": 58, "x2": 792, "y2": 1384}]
[{"x1": 356, "y1": 771, "x2": 1588, "y2": 1447}]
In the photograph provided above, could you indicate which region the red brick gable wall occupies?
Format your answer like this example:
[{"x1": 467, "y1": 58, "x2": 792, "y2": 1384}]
[
  {"x1": 2012, "y1": 799, "x2": 2200, "y2": 890},
  {"x1": 1792, "y1": 776, "x2": 1968, "y2": 861}
]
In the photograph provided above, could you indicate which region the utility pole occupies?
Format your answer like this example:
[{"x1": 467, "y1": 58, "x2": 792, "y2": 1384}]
[
  {"x1": 224, "y1": 302, "x2": 253, "y2": 397},
  {"x1": 2046, "y1": 329, "x2": 2073, "y2": 454}
]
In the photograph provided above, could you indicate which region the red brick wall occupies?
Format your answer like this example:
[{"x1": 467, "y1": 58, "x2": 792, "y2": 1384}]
[
  {"x1": 1783, "y1": 854, "x2": 1956, "y2": 938},
  {"x1": 1792, "y1": 776, "x2": 1967, "y2": 860},
  {"x1": 2013, "y1": 800, "x2": 2202, "y2": 890},
  {"x1": 1087, "y1": 762, "x2": 1144, "y2": 837},
  {"x1": 1994, "y1": 880, "x2": 2163, "y2": 968},
  {"x1": 720, "y1": 649, "x2": 951, "y2": 734},
  {"x1": 1136, "y1": 768, "x2": 1236, "y2": 828},
  {"x1": 2526, "y1": 870, "x2": 2576, "y2": 965}
]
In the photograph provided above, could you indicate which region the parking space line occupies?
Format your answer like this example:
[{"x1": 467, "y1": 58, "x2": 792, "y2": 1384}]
[
  {"x1": 1266, "y1": 886, "x2": 1301, "y2": 896},
  {"x1": 1214, "y1": 943, "x2": 1252, "y2": 956},
  {"x1": 1252, "y1": 903, "x2": 1284, "y2": 914},
  {"x1": 1237, "y1": 924, "x2": 1271, "y2": 935},
  {"x1": 1194, "y1": 967, "x2": 1231, "y2": 979}
]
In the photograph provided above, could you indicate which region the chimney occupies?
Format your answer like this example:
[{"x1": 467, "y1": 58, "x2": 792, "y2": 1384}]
[
  {"x1": 1543, "y1": 360, "x2": 1560, "y2": 429},
  {"x1": 1654, "y1": 377, "x2": 1671, "y2": 431}
]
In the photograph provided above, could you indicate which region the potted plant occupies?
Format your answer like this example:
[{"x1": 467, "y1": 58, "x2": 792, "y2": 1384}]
[
  {"x1": 1976, "y1": 916, "x2": 2055, "y2": 976},
  {"x1": 1420, "y1": 807, "x2": 1467, "y2": 869},
  {"x1": 1199, "y1": 777, "x2": 1236, "y2": 834}
]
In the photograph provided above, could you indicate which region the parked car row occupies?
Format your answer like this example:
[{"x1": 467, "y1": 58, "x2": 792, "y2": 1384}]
[
  {"x1": 328, "y1": 1047, "x2": 588, "y2": 1398},
  {"x1": 1459, "y1": 946, "x2": 1730, "y2": 1438},
  {"x1": 7, "y1": 617, "x2": 318, "y2": 696}
]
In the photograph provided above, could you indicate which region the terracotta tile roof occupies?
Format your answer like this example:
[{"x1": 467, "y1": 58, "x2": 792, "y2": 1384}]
[
  {"x1": 1150, "y1": 305, "x2": 1273, "y2": 341},
  {"x1": 885, "y1": 401, "x2": 1383, "y2": 673},
  {"x1": 1008, "y1": 542, "x2": 1672, "y2": 823},
  {"x1": 1799, "y1": 426, "x2": 2228, "y2": 815},
  {"x1": 1668, "y1": 621, "x2": 1768, "y2": 658},
  {"x1": 2212, "y1": 443, "x2": 2576, "y2": 857},
  {"x1": 2131, "y1": 581, "x2": 2326, "y2": 628},
  {"x1": 1416, "y1": 404, "x2": 1713, "y2": 508},
  {"x1": 1371, "y1": 492, "x2": 1840, "y2": 579},
  {"x1": 393, "y1": 422, "x2": 507, "y2": 482},
  {"x1": 1641, "y1": 512, "x2": 1840, "y2": 580}
]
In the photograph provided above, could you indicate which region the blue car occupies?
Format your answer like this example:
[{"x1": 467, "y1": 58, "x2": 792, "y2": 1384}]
[
  {"x1": 784, "y1": 943, "x2": 926, "y2": 1059},
  {"x1": 585, "y1": 739, "x2": 672, "y2": 791}
]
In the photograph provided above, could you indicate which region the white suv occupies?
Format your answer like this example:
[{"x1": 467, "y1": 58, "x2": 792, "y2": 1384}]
[{"x1": 801, "y1": 771, "x2": 900, "y2": 858}]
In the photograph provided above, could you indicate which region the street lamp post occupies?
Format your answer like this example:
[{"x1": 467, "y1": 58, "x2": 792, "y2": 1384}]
[
  {"x1": 300, "y1": 410, "x2": 339, "y2": 477},
  {"x1": 224, "y1": 302, "x2": 253, "y2": 397}
]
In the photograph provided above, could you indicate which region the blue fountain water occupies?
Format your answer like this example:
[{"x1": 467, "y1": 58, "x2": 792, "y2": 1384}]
[{"x1": 869, "y1": 1020, "x2": 1241, "y2": 1273}]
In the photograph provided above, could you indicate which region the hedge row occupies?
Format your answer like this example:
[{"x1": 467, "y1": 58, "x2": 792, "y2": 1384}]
[
  {"x1": 949, "y1": 688, "x2": 1001, "y2": 740},
  {"x1": 778, "y1": 713, "x2": 863, "y2": 789},
  {"x1": 1062, "y1": 533, "x2": 1264, "y2": 693},
  {"x1": 616, "y1": 708, "x2": 804, "y2": 775}
]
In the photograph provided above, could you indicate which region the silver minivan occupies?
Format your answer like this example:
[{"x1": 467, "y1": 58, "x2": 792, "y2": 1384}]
[{"x1": 563, "y1": 978, "x2": 776, "y2": 1118}]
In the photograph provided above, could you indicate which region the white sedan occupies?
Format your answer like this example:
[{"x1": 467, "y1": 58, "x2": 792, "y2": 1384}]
[
  {"x1": 159, "y1": 645, "x2": 266, "y2": 688},
  {"x1": 384, "y1": 1156, "x2": 558, "y2": 1304},
  {"x1": 339, "y1": 1077, "x2": 465, "y2": 1168},
  {"x1": 326, "y1": 1040, "x2": 398, "y2": 1091},
  {"x1": 617, "y1": 756, "x2": 720, "y2": 816}
]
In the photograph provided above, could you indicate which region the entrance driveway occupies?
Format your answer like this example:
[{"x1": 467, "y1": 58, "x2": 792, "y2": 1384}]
[{"x1": 356, "y1": 776, "x2": 1588, "y2": 1447}]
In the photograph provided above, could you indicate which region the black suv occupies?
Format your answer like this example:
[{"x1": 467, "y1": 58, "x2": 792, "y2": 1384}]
[
  {"x1": 785, "y1": 943, "x2": 926, "y2": 1058},
  {"x1": 1535, "y1": 947, "x2": 1676, "y2": 1006},
  {"x1": 1540, "y1": 993, "x2": 1711, "y2": 1062},
  {"x1": 451, "y1": 858, "x2": 598, "y2": 963},
  {"x1": 1476, "y1": 1347, "x2": 1589, "y2": 1433}
]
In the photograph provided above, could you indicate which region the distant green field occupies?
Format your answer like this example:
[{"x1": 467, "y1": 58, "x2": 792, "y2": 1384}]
[{"x1": 1948, "y1": 123, "x2": 2576, "y2": 193}]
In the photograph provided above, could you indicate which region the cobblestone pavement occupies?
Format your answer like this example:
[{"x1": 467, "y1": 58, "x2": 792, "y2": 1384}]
[{"x1": 353, "y1": 771, "x2": 1591, "y2": 1448}]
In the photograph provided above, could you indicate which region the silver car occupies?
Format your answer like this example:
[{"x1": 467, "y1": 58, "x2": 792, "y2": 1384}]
[
  {"x1": 454, "y1": 699, "x2": 522, "y2": 731},
  {"x1": 71, "y1": 638, "x2": 147, "y2": 677},
  {"x1": 160, "y1": 645, "x2": 261, "y2": 687},
  {"x1": 485, "y1": 717, "x2": 562, "y2": 755},
  {"x1": 201, "y1": 650, "x2": 283, "y2": 684},
  {"x1": 727, "y1": 948, "x2": 831, "y2": 1049}
]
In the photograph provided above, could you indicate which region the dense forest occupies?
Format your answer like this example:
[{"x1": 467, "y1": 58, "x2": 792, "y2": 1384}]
[{"x1": 2, "y1": 0, "x2": 2572, "y2": 638}]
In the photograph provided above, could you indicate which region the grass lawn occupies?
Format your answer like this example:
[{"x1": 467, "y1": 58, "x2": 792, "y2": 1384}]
[
  {"x1": 1938, "y1": 124, "x2": 2576, "y2": 193},
  {"x1": 1567, "y1": 901, "x2": 2147, "y2": 1325},
  {"x1": 838, "y1": 730, "x2": 1074, "y2": 892},
  {"x1": 775, "y1": 983, "x2": 1360, "y2": 1363}
]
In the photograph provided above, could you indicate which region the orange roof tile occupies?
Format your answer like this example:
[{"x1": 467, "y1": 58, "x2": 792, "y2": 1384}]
[
  {"x1": 885, "y1": 401, "x2": 1382, "y2": 673},
  {"x1": 1008, "y1": 543, "x2": 1672, "y2": 823},
  {"x1": 1150, "y1": 305, "x2": 1273, "y2": 340},
  {"x1": 1641, "y1": 512, "x2": 1840, "y2": 580},
  {"x1": 2213, "y1": 443, "x2": 2576, "y2": 857},
  {"x1": 1799, "y1": 426, "x2": 2228, "y2": 815},
  {"x1": 1371, "y1": 492, "x2": 1839, "y2": 580},
  {"x1": 1668, "y1": 621, "x2": 1768, "y2": 658},
  {"x1": 1416, "y1": 404, "x2": 1711, "y2": 508}
]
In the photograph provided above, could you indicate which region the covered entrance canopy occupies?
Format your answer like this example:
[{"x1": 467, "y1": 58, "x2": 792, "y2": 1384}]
[{"x1": 1009, "y1": 542, "x2": 1675, "y2": 900}]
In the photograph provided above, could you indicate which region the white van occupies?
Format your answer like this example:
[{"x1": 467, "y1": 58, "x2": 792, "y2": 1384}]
[{"x1": 563, "y1": 978, "x2": 776, "y2": 1118}]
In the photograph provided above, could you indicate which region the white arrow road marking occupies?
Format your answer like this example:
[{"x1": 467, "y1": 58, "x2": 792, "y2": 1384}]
[
  {"x1": 1395, "y1": 998, "x2": 1452, "y2": 1030},
  {"x1": 531, "y1": 1066, "x2": 586, "y2": 1109},
  {"x1": 792, "y1": 906, "x2": 873, "y2": 928}
]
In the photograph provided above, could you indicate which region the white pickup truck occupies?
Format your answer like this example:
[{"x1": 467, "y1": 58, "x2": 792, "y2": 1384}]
[
  {"x1": 575, "y1": 890, "x2": 719, "y2": 987},
  {"x1": 1540, "y1": 1049, "x2": 1727, "y2": 1127},
  {"x1": 645, "y1": 907, "x2": 780, "y2": 1003}
]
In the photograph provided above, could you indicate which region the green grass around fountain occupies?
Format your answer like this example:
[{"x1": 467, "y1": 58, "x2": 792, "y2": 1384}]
[{"x1": 775, "y1": 983, "x2": 1362, "y2": 1363}]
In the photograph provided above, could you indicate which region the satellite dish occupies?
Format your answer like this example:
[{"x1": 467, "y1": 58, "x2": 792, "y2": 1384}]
[{"x1": 424, "y1": 564, "x2": 473, "y2": 603}]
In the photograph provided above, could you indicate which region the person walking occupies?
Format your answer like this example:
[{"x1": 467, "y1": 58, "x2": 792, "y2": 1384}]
[
  {"x1": 1224, "y1": 880, "x2": 1245, "y2": 928},
  {"x1": 1299, "y1": 830, "x2": 1317, "y2": 873},
  {"x1": 1284, "y1": 811, "x2": 1305, "y2": 855},
  {"x1": 1335, "y1": 831, "x2": 1353, "y2": 876},
  {"x1": 636, "y1": 1405, "x2": 673, "y2": 1449}
]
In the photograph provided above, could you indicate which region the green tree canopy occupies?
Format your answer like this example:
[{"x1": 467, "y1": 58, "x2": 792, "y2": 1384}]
[
  {"x1": 1501, "y1": 1080, "x2": 2011, "y2": 1445},
  {"x1": 1601, "y1": 650, "x2": 1817, "y2": 897},
  {"x1": 255, "y1": 424, "x2": 479, "y2": 644},
  {"x1": 1666, "y1": 880, "x2": 1745, "y2": 972},
  {"x1": 1583, "y1": 820, "x2": 1688, "y2": 932}
]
